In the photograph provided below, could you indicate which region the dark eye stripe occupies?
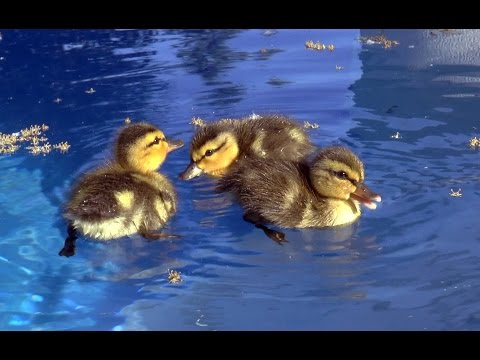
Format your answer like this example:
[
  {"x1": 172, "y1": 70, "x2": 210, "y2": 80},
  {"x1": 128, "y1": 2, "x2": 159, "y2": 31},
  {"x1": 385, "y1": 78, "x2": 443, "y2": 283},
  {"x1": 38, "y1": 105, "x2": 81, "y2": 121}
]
[
  {"x1": 196, "y1": 140, "x2": 227, "y2": 162},
  {"x1": 330, "y1": 169, "x2": 355, "y2": 183},
  {"x1": 337, "y1": 171, "x2": 348, "y2": 179},
  {"x1": 147, "y1": 136, "x2": 164, "y2": 148}
]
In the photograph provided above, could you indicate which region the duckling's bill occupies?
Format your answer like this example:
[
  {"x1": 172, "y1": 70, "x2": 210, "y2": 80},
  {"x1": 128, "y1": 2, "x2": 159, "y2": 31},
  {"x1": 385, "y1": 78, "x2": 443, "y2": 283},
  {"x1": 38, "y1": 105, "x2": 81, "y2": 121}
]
[
  {"x1": 167, "y1": 139, "x2": 184, "y2": 152},
  {"x1": 179, "y1": 162, "x2": 203, "y2": 180},
  {"x1": 351, "y1": 183, "x2": 382, "y2": 210}
]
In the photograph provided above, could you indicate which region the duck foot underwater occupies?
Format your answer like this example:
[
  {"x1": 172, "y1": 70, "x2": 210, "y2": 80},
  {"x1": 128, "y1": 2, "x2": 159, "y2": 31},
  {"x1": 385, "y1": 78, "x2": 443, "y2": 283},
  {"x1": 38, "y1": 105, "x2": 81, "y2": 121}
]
[
  {"x1": 139, "y1": 228, "x2": 181, "y2": 242},
  {"x1": 243, "y1": 213, "x2": 288, "y2": 245},
  {"x1": 59, "y1": 222, "x2": 77, "y2": 257},
  {"x1": 58, "y1": 224, "x2": 181, "y2": 257}
]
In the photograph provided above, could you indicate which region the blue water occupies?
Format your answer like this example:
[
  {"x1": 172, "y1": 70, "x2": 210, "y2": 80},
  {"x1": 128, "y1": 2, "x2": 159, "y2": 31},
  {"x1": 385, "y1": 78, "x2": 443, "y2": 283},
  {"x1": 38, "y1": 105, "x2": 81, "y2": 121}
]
[{"x1": 1, "y1": 29, "x2": 480, "y2": 330}]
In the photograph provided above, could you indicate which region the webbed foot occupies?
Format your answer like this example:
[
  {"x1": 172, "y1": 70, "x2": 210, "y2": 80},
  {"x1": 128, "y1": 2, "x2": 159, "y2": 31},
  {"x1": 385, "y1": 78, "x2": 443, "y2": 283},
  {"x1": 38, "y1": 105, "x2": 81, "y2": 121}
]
[
  {"x1": 243, "y1": 212, "x2": 288, "y2": 245},
  {"x1": 140, "y1": 229, "x2": 181, "y2": 242},
  {"x1": 59, "y1": 223, "x2": 77, "y2": 257}
]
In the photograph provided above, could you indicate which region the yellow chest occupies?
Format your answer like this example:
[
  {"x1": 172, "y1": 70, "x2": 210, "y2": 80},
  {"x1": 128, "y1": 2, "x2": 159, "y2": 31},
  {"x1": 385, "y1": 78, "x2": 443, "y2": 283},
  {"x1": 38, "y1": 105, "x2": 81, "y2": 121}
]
[
  {"x1": 330, "y1": 199, "x2": 361, "y2": 226},
  {"x1": 297, "y1": 199, "x2": 361, "y2": 228}
]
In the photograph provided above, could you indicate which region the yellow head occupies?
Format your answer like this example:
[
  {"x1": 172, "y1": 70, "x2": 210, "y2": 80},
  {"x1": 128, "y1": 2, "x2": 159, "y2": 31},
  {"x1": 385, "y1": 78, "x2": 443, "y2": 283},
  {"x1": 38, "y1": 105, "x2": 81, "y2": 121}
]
[
  {"x1": 310, "y1": 146, "x2": 381, "y2": 209},
  {"x1": 180, "y1": 130, "x2": 239, "y2": 180},
  {"x1": 115, "y1": 123, "x2": 183, "y2": 173}
]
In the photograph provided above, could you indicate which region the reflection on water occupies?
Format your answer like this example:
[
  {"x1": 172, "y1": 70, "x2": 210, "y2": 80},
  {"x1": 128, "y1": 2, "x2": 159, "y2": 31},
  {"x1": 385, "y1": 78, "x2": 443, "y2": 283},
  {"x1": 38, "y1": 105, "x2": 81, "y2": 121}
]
[
  {"x1": 167, "y1": 30, "x2": 247, "y2": 80},
  {"x1": 2, "y1": 29, "x2": 480, "y2": 330},
  {"x1": 0, "y1": 156, "x2": 105, "y2": 329},
  {"x1": 166, "y1": 30, "x2": 248, "y2": 109},
  {"x1": 347, "y1": 29, "x2": 480, "y2": 329}
]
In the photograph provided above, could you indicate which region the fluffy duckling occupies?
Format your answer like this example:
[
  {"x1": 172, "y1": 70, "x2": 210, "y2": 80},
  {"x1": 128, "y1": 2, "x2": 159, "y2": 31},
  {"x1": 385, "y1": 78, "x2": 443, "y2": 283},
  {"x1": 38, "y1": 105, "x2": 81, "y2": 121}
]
[
  {"x1": 179, "y1": 115, "x2": 315, "y2": 180},
  {"x1": 59, "y1": 123, "x2": 184, "y2": 257},
  {"x1": 217, "y1": 146, "x2": 381, "y2": 243}
]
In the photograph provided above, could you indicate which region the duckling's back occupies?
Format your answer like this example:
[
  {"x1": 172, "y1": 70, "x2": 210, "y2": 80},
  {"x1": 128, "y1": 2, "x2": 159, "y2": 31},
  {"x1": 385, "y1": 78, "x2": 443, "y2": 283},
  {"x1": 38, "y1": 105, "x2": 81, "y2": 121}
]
[
  {"x1": 65, "y1": 165, "x2": 177, "y2": 240},
  {"x1": 217, "y1": 157, "x2": 323, "y2": 228},
  {"x1": 234, "y1": 115, "x2": 314, "y2": 160}
]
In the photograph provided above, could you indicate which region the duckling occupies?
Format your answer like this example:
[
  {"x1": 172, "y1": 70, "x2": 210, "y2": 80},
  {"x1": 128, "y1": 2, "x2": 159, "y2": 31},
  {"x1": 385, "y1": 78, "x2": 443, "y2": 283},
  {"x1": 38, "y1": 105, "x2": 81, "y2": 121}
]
[
  {"x1": 59, "y1": 122, "x2": 184, "y2": 257},
  {"x1": 179, "y1": 114, "x2": 315, "y2": 180},
  {"x1": 217, "y1": 146, "x2": 381, "y2": 243}
]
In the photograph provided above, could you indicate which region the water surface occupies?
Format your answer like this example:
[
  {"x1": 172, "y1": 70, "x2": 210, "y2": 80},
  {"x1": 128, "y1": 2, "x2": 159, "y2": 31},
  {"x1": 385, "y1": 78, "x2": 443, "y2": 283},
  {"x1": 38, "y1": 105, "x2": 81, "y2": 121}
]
[{"x1": 0, "y1": 29, "x2": 479, "y2": 330}]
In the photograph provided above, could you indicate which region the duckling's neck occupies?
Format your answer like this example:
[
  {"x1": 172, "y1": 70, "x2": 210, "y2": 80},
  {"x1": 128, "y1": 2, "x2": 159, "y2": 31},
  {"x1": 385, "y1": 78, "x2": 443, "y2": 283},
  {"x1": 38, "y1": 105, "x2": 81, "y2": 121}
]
[
  {"x1": 328, "y1": 197, "x2": 361, "y2": 224},
  {"x1": 209, "y1": 168, "x2": 228, "y2": 177},
  {"x1": 114, "y1": 161, "x2": 157, "y2": 175},
  {"x1": 208, "y1": 155, "x2": 243, "y2": 178},
  {"x1": 303, "y1": 164, "x2": 362, "y2": 226}
]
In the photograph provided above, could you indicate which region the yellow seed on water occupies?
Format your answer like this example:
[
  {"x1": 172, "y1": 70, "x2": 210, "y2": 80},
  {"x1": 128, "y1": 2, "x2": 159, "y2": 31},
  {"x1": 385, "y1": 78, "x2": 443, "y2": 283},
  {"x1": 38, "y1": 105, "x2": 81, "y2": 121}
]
[{"x1": 168, "y1": 269, "x2": 182, "y2": 284}]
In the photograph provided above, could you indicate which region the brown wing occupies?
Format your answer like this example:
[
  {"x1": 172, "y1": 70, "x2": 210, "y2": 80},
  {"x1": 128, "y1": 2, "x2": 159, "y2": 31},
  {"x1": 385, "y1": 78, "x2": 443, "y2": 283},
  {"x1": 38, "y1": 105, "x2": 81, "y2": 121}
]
[{"x1": 65, "y1": 171, "x2": 138, "y2": 221}]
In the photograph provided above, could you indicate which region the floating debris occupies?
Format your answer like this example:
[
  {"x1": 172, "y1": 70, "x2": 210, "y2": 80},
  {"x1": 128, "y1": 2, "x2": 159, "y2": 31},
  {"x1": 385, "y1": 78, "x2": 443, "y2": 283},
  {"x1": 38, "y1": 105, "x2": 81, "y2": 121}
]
[
  {"x1": 359, "y1": 35, "x2": 399, "y2": 49},
  {"x1": 19, "y1": 124, "x2": 49, "y2": 141},
  {"x1": 257, "y1": 48, "x2": 284, "y2": 59},
  {"x1": 0, "y1": 32, "x2": 2, "y2": 41},
  {"x1": 303, "y1": 121, "x2": 319, "y2": 129},
  {"x1": 195, "y1": 314, "x2": 208, "y2": 327},
  {"x1": 305, "y1": 40, "x2": 335, "y2": 51},
  {"x1": 469, "y1": 136, "x2": 480, "y2": 149},
  {"x1": 26, "y1": 143, "x2": 52, "y2": 156},
  {"x1": 449, "y1": 188, "x2": 462, "y2": 197},
  {"x1": 443, "y1": 93, "x2": 478, "y2": 98},
  {"x1": 53, "y1": 97, "x2": 62, "y2": 104},
  {"x1": 386, "y1": 105, "x2": 399, "y2": 114},
  {"x1": 168, "y1": 269, "x2": 182, "y2": 284},
  {"x1": 85, "y1": 87, "x2": 96, "y2": 94},
  {"x1": 124, "y1": 117, "x2": 132, "y2": 125},
  {"x1": 259, "y1": 48, "x2": 275, "y2": 55},
  {"x1": 433, "y1": 29, "x2": 459, "y2": 35},
  {"x1": 263, "y1": 30, "x2": 278, "y2": 37},
  {"x1": 0, "y1": 133, "x2": 18, "y2": 145},
  {"x1": 335, "y1": 65, "x2": 344, "y2": 71},
  {"x1": 390, "y1": 132, "x2": 402, "y2": 139},
  {"x1": 53, "y1": 141, "x2": 71, "y2": 153},
  {"x1": 0, "y1": 124, "x2": 70, "y2": 156},
  {"x1": 190, "y1": 117, "x2": 206, "y2": 127},
  {"x1": 249, "y1": 113, "x2": 262, "y2": 120},
  {"x1": 267, "y1": 77, "x2": 292, "y2": 86},
  {"x1": 0, "y1": 143, "x2": 20, "y2": 155}
]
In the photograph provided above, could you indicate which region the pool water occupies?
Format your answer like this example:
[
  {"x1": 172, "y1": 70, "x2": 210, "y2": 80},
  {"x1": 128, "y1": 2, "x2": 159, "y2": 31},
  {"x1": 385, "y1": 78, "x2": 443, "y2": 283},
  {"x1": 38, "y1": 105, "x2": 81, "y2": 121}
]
[{"x1": 1, "y1": 29, "x2": 480, "y2": 330}]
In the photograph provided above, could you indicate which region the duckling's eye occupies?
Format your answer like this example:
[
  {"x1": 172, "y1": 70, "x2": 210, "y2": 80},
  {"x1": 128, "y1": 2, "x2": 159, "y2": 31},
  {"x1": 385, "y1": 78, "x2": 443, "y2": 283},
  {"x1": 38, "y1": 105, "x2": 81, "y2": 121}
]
[
  {"x1": 205, "y1": 149, "x2": 214, "y2": 157},
  {"x1": 148, "y1": 136, "x2": 165, "y2": 147},
  {"x1": 336, "y1": 171, "x2": 349, "y2": 179}
]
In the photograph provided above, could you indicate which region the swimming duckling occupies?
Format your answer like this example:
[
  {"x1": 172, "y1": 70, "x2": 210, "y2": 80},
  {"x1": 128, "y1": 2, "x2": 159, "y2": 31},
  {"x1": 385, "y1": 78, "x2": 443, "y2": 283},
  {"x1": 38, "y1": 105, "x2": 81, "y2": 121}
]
[
  {"x1": 217, "y1": 146, "x2": 381, "y2": 243},
  {"x1": 179, "y1": 114, "x2": 315, "y2": 180},
  {"x1": 59, "y1": 122, "x2": 184, "y2": 257}
]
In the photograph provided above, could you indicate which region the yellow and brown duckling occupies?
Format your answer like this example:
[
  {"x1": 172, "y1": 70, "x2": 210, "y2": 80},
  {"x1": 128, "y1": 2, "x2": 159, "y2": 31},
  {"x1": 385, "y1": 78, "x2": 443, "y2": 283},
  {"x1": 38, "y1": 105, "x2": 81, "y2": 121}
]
[
  {"x1": 59, "y1": 122, "x2": 183, "y2": 257},
  {"x1": 179, "y1": 114, "x2": 315, "y2": 180},
  {"x1": 217, "y1": 146, "x2": 381, "y2": 243}
]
